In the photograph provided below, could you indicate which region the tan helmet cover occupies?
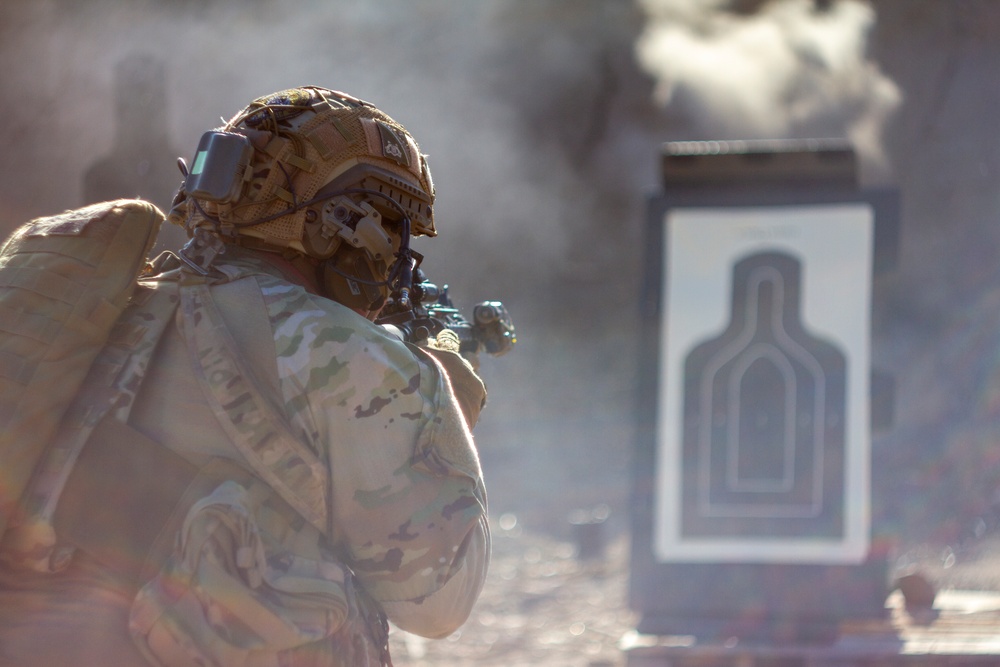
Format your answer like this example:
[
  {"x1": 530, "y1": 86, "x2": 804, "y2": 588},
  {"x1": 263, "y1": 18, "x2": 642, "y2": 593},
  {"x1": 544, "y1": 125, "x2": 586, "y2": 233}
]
[{"x1": 179, "y1": 86, "x2": 435, "y2": 256}]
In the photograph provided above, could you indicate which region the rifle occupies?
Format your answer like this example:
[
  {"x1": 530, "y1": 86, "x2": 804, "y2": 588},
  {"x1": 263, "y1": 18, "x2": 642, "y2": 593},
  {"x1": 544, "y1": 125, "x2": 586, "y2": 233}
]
[{"x1": 376, "y1": 267, "x2": 516, "y2": 358}]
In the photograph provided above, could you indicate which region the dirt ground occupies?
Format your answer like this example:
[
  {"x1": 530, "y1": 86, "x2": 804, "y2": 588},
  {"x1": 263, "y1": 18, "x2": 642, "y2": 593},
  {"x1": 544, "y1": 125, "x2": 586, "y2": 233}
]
[
  {"x1": 388, "y1": 515, "x2": 637, "y2": 667},
  {"x1": 386, "y1": 523, "x2": 1000, "y2": 667},
  {"x1": 895, "y1": 537, "x2": 1000, "y2": 595}
]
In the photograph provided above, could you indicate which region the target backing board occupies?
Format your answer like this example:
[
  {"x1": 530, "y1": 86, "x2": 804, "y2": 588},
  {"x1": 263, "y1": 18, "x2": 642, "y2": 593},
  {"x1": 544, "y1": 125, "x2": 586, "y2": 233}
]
[{"x1": 655, "y1": 204, "x2": 872, "y2": 564}]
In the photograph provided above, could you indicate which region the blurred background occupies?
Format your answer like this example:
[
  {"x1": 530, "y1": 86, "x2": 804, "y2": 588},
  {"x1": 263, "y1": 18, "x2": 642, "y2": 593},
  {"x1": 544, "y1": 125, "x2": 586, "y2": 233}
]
[{"x1": 3, "y1": 0, "x2": 1000, "y2": 590}]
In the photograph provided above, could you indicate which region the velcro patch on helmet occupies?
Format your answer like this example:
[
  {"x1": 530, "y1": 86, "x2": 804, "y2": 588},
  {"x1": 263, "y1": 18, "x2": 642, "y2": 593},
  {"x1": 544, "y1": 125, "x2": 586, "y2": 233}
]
[
  {"x1": 374, "y1": 121, "x2": 411, "y2": 167},
  {"x1": 304, "y1": 122, "x2": 355, "y2": 161}
]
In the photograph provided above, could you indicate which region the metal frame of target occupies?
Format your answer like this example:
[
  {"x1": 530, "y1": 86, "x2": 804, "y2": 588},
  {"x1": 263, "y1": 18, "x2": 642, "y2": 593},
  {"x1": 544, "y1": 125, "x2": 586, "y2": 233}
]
[{"x1": 630, "y1": 139, "x2": 900, "y2": 640}]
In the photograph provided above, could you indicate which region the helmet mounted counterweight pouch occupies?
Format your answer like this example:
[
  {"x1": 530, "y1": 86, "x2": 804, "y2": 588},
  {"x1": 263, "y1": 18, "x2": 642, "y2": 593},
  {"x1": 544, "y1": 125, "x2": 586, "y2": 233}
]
[{"x1": 184, "y1": 131, "x2": 254, "y2": 204}]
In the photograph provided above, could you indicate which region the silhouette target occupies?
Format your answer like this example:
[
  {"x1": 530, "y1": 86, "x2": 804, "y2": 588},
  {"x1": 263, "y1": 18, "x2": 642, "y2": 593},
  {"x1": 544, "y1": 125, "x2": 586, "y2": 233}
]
[{"x1": 680, "y1": 251, "x2": 847, "y2": 540}]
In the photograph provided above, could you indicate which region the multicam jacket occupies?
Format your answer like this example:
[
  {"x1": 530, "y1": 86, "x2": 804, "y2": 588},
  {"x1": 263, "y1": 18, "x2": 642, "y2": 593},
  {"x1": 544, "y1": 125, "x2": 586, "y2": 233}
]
[{"x1": 0, "y1": 248, "x2": 489, "y2": 666}]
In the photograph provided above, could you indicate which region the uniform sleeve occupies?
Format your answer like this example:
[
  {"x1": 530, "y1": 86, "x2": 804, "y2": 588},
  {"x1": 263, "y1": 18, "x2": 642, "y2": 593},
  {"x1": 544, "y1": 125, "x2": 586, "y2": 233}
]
[
  {"x1": 339, "y1": 345, "x2": 490, "y2": 637},
  {"x1": 267, "y1": 293, "x2": 490, "y2": 638},
  {"x1": 372, "y1": 347, "x2": 490, "y2": 637},
  {"x1": 380, "y1": 512, "x2": 489, "y2": 637}
]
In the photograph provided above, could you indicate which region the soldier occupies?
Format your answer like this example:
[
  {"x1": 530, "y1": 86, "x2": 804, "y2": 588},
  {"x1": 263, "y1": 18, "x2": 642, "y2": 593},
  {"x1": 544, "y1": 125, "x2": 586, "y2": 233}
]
[{"x1": 0, "y1": 86, "x2": 490, "y2": 666}]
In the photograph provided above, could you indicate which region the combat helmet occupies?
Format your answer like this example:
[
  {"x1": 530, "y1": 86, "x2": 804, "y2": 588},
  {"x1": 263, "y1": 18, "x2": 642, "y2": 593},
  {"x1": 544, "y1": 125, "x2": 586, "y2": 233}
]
[{"x1": 171, "y1": 86, "x2": 435, "y2": 311}]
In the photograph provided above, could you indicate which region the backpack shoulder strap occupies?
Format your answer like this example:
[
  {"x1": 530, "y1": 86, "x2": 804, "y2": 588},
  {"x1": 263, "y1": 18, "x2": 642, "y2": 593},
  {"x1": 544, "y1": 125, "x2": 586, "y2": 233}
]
[{"x1": 179, "y1": 279, "x2": 330, "y2": 534}]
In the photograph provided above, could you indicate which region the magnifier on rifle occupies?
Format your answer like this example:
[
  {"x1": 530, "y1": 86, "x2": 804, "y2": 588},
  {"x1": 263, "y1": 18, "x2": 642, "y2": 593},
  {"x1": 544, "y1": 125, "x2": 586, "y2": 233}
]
[{"x1": 376, "y1": 267, "x2": 516, "y2": 358}]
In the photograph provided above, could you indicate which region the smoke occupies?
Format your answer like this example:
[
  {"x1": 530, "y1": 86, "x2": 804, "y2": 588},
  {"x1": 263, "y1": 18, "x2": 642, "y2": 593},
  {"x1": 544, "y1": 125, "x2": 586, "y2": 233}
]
[
  {"x1": 0, "y1": 0, "x2": 624, "y2": 302},
  {"x1": 634, "y1": 0, "x2": 901, "y2": 183},
  {"x1": 0, "y1": 0, "x2": 661, "y2": 534}
]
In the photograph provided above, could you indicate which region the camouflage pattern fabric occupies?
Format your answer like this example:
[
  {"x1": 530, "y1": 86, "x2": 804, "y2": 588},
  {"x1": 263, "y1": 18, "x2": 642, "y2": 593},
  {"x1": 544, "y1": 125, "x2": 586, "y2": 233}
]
[
  {"x1": 180, "y1": 279, "x2": 329, "y2": 532},
  {"x1": 130, "y1": 476, "x2": 386, "y2": 667},
  {"x1": 125, "y1": 250, "x2": 489, "y2": 664},
  {"x1": 240, "y1": 256, "x2": 487, "y2": 602},
  {"x1": 0, "y1": 244, "x2": 488, "y2": 665}
]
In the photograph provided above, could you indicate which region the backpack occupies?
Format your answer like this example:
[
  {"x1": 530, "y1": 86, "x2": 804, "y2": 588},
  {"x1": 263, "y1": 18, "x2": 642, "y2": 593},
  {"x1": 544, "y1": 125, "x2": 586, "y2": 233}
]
[{"x1": 0, "y1": 199, "x2": 163, "y2": 543}]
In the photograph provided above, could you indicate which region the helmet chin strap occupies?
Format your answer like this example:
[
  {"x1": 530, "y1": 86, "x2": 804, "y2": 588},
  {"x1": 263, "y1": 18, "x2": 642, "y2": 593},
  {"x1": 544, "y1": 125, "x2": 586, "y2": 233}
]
[
  {"x1": 318, "y1": 228, "x2": 415, "y2": 311},
  {"x1": 391, "y1": 214, "x2": 415, "y2": 309}
]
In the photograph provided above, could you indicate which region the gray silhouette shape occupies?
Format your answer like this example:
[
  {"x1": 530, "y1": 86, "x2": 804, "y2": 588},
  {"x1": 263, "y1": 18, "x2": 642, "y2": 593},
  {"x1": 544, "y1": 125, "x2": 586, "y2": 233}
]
[
  {"x1": 681, "y1": 251, "x2": 847, "y2": 540},
  {"x1": 83, "y1": 54, "x2": 182, "y2": 210}
]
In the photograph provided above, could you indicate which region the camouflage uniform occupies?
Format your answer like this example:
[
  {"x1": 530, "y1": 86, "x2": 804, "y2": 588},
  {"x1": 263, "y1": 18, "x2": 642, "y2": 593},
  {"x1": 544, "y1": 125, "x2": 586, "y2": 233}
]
[{"x1": 0, "y1": 247, "x2": 489, "y2": 666}]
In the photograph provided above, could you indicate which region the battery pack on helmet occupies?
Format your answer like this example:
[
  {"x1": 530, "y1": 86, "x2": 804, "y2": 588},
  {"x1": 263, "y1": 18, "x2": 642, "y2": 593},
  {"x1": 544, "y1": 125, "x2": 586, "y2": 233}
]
[{"x1": 184, "y1": 131, "x2": 254, "y2": 204}]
